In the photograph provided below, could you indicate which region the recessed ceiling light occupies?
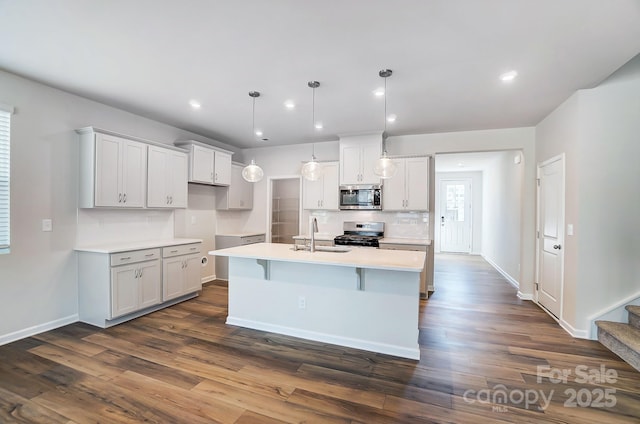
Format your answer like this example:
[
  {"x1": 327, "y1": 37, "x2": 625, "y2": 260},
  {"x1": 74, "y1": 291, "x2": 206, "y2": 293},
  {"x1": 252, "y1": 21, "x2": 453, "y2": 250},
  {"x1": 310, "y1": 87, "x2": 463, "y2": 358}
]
[
  {"x1": 387, "y1": 114, "x2": 397, "y2": 123},
  {"x1": 373, "y1": 88, "x2": 385, "y2": 97},
  {"x1": 284, "y1": 101, "x2": 295, "y2": 109},
  {"x1": 314, "y1": 122, "x2": 323, "y2": 130},
  {"x1": 500, "y1": 70, "x2": 518, "y2": 82},
  {"x1": 189, "y1": 99, "x2": 201, "y2": 109},
  {"x1": 254, "y1": 129, "x2": 263, "y2": 137},
  {"x1": 457, "y1": 162, "x2": 464, "y2": 167}
]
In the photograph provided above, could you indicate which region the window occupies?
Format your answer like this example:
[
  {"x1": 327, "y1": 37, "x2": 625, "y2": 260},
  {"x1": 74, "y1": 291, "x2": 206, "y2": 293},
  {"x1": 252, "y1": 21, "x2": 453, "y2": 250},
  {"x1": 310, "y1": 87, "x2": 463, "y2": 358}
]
[{"x1": 0, "y1": 104, "x2": 12, "y2": 254}]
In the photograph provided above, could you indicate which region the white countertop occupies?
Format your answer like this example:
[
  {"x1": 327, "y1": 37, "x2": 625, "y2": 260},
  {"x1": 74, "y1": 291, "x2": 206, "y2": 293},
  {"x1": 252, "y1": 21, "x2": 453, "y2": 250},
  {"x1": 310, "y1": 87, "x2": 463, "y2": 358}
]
[
  {"x1": 380, "y1": 237, "x2": 432, "y2": 246},
  {"x1": 216, "y1": 232, "x2": 266, "y2": 238},
  {"x1": 209, "y1": 242, "x2": 425, "y2": 272},
  {"x1": 292, "y1": 233, "x2": 336, "y2": 241},
  {"x1": 75, "y1": 238, "x2": 203, "y2": 254}
]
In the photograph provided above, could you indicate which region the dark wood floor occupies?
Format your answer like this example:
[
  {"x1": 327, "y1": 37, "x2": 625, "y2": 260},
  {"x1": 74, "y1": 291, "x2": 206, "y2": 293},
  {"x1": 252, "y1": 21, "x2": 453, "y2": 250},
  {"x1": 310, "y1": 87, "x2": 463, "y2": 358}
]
[{"x1": 1, "y1": 254, "x2": 639, "y2": 423}]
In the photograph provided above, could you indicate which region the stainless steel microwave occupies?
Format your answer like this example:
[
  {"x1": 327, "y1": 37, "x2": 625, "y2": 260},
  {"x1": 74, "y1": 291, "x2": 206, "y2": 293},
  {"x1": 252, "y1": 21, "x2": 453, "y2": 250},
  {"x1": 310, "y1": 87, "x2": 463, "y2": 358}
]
[{"x1": 339, "y1": 185, "x2": 382, "y2": 210}]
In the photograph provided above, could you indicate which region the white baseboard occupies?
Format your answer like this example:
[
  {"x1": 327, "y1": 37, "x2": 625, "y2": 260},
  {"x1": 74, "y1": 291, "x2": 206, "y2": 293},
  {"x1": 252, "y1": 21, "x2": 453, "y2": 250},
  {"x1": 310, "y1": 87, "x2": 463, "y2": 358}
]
[
  {"x1": 0, "y1": 314, "x2": 79, "y2": 346},
  {"x1": 201, "y1": 273, "x2": 215, "y2": 284},
  {"x1": 226, "y1": 317, "x2": 420, "y2": 360},
  {"x1": 517, "y1": 291, "x2": 533, "y2": 300},
  {"x1": 482, "y1": 254, "x2": 520, "y2": 289},
  {"x1": 560, "y1": 318, "x2": 589, "y2": 339}
]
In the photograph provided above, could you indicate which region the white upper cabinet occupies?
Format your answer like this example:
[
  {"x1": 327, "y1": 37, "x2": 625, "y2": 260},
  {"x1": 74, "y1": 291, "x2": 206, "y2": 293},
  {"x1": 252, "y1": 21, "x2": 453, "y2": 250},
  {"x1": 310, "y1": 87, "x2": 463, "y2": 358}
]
[
  {"x1": 216, "y1": 163, "x2": 253, "y2": 210},
  {"x1": 78, "y1": 128, "x2": 147, "y2": 208},
  {"x1": 382, "y1": 156, "x2": 429, "y2": 211},
  {"x1": 175, "y1": 140, "x2": 233, "y2": 186},
  {"x1": 339, "y1": 135, "x2": 382, "y2": 185},
  {"x1": 303, "y1": 161, "x2": 339, "y2": 210},
  {"x1": 147, "y1": 145, "x2": 188, "y2": 208}
]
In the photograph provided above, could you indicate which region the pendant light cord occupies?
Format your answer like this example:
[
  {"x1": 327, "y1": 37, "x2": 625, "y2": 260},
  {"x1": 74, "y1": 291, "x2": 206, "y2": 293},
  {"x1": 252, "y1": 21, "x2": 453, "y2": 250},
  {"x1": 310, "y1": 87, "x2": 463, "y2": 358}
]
[{"x1": 312, "y1": 85, "x2": 315, "y2": 157}]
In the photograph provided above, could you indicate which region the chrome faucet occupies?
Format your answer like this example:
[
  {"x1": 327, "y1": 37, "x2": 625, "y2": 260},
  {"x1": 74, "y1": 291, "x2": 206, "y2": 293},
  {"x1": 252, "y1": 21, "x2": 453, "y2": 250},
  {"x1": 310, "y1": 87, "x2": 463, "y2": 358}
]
[{"x1": 309, "y1": 217, "x2": 318, "y2": 252}]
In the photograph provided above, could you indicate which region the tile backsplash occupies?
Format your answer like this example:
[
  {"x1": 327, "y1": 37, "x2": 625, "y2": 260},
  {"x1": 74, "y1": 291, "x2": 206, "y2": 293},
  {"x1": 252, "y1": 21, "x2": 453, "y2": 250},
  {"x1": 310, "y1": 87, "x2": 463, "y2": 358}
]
[{"x1": 307, "y1": 210, "x2": 429, "y2": 239}]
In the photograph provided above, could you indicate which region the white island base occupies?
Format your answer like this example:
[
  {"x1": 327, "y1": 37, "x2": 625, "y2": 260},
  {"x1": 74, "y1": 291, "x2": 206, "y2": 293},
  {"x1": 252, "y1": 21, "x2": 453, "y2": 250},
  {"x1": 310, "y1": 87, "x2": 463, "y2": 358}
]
[{"x1": 212, "y1": 244, "x2": 424, "y2": 360}]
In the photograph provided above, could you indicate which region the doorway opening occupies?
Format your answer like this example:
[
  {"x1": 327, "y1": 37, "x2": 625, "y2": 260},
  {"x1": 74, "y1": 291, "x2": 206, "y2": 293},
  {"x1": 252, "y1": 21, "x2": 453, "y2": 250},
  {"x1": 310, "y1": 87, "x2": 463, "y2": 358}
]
[
  {"x1": 433, "y1": 150, "x2": 524, "y2": 294},
  {"x1": 269, "y1": 177, "x2": 301, "y2": 244}
]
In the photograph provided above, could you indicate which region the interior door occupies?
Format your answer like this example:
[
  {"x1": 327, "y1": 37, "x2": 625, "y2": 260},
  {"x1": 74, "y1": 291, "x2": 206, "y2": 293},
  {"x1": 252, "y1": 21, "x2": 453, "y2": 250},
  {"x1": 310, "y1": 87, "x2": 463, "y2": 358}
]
[
  {"x1": 439, "y1": 179, "x2": 472, "y2": 253},
  {"x1": 537, "y1": 156, "x2": 564, "y2": 318}
]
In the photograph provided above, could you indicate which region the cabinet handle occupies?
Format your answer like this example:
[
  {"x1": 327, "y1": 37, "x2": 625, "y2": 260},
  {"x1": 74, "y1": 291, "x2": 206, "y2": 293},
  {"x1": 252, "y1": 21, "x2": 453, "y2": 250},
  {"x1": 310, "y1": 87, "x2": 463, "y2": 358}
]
[
  {"x1": 170, "y1": 196, "x2": 173, "y2": 204},
  {"x1": 170, "y1": 250, "x2": 178, "y2": 253},
  {"x1": 134, "y1": 269, "x2": 139, "y2": 278},
  {"x1": 189, "y1": 247, "x2": 197, "y2": 251},
  {"x1": 119, "y1": 193, "x2": 123, "y2": 203},
  {"x1": 123, "y1": 193, "x2": 127, "y2": 203},
  {"x1": 167, "y1": 195, "x2": 170, "y2": 204},
  {"x1": 139, "y1": 269, "x2": 143, "y2": 278},
  {"x1": 145, "y1": 253, "x2": 155, "y2": 257},
  {"x1": 120, "y1": 256, "x2": 131, "y2": 261}
]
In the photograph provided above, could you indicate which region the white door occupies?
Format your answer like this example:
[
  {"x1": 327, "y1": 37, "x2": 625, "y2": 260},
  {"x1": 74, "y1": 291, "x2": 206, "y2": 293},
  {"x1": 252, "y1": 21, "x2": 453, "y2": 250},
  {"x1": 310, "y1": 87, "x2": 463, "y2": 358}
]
[
  {"x1": 110, "y1": 264, "x2": 138, "y2": 318},
  {"x1": 121, "y1": 139, "x2": 147, "y2": 207},
  {"x1": 184, "y1": 254, "x2": 202, "y2": 293},
  {"x1": 320, "y1": 162, "x2": 340, "y2": 210},
  {"x1": 405, "y1": 157, "x2": 429, "y2": 211},
  {"x1": 382, "y1": 159, "x2": 405, "y2": 210},
  {"x1": 138, "y1": 260, "x2": 162, "y2": 309},
  {"x1": 439, "y1": 179, "x2": 472, "y2": 253},
  {"x1": 94, "y1": 134, "x2": 122, "y2": 207},
  {"x1": 191, "y1": 145, "x2": 215, "y2": 184},
  {"x1": 537, "y1": 156, "x2": 564, "y2": 318}
]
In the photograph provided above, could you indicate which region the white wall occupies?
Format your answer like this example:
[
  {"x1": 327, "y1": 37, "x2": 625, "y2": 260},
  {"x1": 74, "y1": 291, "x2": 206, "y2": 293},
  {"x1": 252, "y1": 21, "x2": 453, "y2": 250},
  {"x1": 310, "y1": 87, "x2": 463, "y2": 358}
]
[
  {"x1": 0, "y1": 70, "x2": 235, "y2": 343},
  {"x1": 536, "y1": 53, "x2": 640, "y2": 335},
  {"x1": 434, "y1": 171, "x2": 483, "y2": 254},
  {"x1": 481, "y1": 152, "x2": 523, "y2": 286}
]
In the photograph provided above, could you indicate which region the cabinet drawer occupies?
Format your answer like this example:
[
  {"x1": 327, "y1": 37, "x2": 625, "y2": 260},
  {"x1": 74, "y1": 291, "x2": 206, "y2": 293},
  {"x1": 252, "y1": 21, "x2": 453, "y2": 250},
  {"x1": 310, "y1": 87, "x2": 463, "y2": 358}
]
[
  {"x1": 162, "y1": 243, "x2": 201, "y2": 258},
  {"x1": 241, "y1": 235, "x2": 265, "y2": 245},
  {"x1": 110, "y1": 248, "x2": 160, "y2": 266}
]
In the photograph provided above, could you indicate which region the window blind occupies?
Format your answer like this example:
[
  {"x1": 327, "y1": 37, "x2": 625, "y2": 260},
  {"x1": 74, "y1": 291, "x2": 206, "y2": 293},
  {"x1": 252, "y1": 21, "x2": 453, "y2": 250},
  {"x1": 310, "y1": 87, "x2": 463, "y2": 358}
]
[{"x1": 0, "y1": 105, "x2": 11, "y2": 252}]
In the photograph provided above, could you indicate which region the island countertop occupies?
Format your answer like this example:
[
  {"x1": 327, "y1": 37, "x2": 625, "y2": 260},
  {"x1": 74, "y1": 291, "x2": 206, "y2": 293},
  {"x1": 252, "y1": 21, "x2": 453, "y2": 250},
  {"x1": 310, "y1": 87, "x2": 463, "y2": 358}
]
[{"x1": 209, "y1": 242, "x2": 425, "y2": 272}]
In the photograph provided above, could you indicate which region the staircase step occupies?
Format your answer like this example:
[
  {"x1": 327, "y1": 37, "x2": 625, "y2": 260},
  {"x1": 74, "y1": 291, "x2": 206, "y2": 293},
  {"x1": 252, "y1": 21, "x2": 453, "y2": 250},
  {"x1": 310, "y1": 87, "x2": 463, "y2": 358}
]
[
  {"x1": 596, "y1": 321, "x2": 640, "y2": 372},
  {"x1": 626, "y1": 305, "x2": 640, "y2": 329}
]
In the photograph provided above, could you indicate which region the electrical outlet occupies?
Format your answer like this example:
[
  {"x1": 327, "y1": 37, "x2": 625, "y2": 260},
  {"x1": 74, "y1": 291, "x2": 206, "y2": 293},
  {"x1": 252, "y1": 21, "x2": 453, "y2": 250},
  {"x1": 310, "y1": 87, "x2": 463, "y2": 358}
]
[
  {"x1": 41, "y1": 219, "x2": 52, "y2": 232},
  {"x1": 298, "y1": 296, "x2": 306, "y2": 309}
]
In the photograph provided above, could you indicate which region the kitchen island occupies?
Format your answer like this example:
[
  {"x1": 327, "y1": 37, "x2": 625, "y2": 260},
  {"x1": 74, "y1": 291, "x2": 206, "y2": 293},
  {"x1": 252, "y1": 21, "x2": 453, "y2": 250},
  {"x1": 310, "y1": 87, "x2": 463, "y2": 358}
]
[{"x1": 209, "y1": 243, "x2": 425, "y2": 359}]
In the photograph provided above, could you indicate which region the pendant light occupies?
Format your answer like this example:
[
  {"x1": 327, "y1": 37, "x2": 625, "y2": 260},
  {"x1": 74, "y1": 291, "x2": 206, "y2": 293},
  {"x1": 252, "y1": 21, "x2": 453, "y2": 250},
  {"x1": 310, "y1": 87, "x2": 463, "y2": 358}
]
[
  {"x1": 301, "y1": 81, "x2": 322, "y2": 181},
  {"x1": 373, "y1": 69, "x2": 397, "y2": 179},
  {"x1": 242, "y1": 91, "x2": 264, "y2": 182}
]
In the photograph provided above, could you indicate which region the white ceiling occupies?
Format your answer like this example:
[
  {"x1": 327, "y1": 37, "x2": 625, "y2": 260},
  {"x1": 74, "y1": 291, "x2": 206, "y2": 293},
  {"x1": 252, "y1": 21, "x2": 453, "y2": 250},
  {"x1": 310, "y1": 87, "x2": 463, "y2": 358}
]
[{"x1": 1, "y1": 0, "x2": 639, "y2": 149}]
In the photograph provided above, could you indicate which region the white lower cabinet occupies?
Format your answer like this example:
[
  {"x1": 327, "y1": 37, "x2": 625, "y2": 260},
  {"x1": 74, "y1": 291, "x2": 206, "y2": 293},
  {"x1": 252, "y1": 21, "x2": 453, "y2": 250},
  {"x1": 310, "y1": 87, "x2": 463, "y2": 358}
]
[
  {"x1": 162, "y1": 244, "x2": 202, "y2": 301},
  {"x1": 111, "y1": 259, "x2": 161, "y2": 318},
  {"x1": 77, "y1": 241, "x2": 202, "y2": 328}
]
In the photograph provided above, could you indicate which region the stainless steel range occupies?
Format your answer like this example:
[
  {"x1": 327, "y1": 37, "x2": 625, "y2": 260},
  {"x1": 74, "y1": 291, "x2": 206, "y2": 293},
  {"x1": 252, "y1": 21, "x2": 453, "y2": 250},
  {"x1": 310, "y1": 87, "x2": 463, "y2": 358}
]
[{"x1": 334, "y1": 221, "x2": 384, "y2": 247}]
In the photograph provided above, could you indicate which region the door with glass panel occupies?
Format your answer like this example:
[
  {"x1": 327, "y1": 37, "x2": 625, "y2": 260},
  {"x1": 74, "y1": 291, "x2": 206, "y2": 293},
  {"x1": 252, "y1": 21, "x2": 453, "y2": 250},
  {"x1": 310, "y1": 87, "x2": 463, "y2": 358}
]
[{"x1": 439, "y1": 179, "x2": 472, "y2": 253}]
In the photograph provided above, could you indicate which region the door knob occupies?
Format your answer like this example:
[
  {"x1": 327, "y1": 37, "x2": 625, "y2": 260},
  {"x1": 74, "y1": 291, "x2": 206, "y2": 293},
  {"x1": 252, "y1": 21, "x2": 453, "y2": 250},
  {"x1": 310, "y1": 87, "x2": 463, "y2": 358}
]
[{"x1": 553, "y1": 244, "x2": 562, "y2": 250}]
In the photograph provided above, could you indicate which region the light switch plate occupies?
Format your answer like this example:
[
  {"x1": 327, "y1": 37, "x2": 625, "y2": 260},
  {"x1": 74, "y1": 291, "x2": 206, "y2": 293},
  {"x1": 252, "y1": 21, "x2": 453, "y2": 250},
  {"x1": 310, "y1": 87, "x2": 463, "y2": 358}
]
[
  {"x1": 567, "y1": 224, "x2": 574, "y2": 236},
  {"x1": 42, "y1": 219, "x2": 52, "y2": 232}
]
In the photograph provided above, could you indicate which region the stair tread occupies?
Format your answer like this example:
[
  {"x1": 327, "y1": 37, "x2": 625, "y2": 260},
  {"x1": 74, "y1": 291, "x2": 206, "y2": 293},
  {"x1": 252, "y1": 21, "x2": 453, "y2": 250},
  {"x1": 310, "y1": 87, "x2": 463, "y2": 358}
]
[
  {"x1": 596, "y1": 321, "x2": 640, "y2": 350},
  {"x1": 626, "y1": 305, "x2": 640, "y2": 315}
]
